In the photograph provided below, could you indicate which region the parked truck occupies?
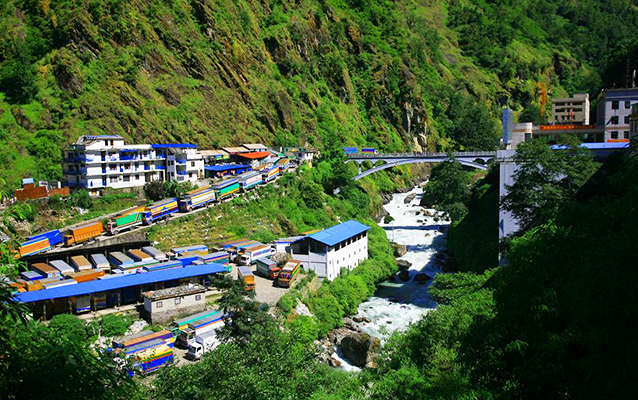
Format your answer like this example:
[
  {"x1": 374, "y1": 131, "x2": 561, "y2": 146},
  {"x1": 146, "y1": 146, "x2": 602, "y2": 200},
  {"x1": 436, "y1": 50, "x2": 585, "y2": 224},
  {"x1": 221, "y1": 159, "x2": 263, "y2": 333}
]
[
  {"x1": 236, "y1": 244, "x2": 273, "y2": 266},
  {"x1": 106, "y1": 207, "x2": 145, "y2": 235},
  {"x1": 179, "y1": 186, "x2": 216, "y2": 212},
  {"x1": 237, "y1": 266, "x2": 255, "y2": 291},
  {"x1": 237, "y1": 171, "x2": 263, "y2": 192},
  {"x1": 213, "y1": 178, "x2": 239, "y2": 201},
  {"x1": 18, "y1": 229, "x2": 63, "y2": 257},
  {"x1": 142, "y1": 198, "x2": 179, "y2": 225},
  {"x1": 169, "y1": 309, "x2": 221, "y2": 335},
  {"x1": 64, "y1": 221, "x2": 103, "y2": 246},
  {"x1": 176, "y1": 311, "x2": 224, "y2": 348},
  {"x1": 255, "y1": 258, "x2": 280, "y2": 279},
  {"x1": 70, "y1": 255, "x2": 92, "y2": 272},
  {"x1": 278, "y1": 259, "x2": 302, "y2": 288},
  {"x1": 260, "y1": 164, "x2": 280, "y2": 182},
  {"x1": 186, "y1": 330, "x2": 221, "y2": 360}
]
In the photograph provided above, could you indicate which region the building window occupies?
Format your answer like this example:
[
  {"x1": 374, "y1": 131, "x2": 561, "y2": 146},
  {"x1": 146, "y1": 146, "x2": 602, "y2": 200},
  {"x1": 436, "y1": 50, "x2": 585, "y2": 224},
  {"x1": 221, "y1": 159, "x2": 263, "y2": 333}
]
[
  {"x1": 191, "y1": 161, "x2": 195, "y2": 167},
  {"x1": 123, "y1": 176, "x2": 130, "y2": 182},
  {"x1": 611, "y1": 116, "x2": 619, "y2": 125},
  {"x1": 136, "y1": 175, "x2": 140, "y2": 180},
  {"x1": 175, "y1": 298, "x2": 181, "y2": 305},
  {"x1": 611, "y1": 131, "x2": 619, "y2": 139},
  {"x1": 625, "y1": 101, "x2": 631, "y2": 109},
  {"x1": 624, "y1": 131, "x2": 630, "y2": 139},
  {"x1": 625, "y1": 116, "x2": 630, "y2": 124},
  {"x1": 195, "y1": 294, "x2": 201, "y2": 301},
  {"x1": 612, "y1": 101, "x2": 619, "y2": 110},
  {"x1": 156, "y1": 301, "x2": 163, "y2": 308}
]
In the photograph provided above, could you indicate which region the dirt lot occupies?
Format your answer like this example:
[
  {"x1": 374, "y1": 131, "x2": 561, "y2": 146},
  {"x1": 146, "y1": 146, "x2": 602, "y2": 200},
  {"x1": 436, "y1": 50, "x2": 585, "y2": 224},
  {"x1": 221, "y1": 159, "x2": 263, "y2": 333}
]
[{"x1": 228, "y1": 263, "x2": 301, "y2": 305}]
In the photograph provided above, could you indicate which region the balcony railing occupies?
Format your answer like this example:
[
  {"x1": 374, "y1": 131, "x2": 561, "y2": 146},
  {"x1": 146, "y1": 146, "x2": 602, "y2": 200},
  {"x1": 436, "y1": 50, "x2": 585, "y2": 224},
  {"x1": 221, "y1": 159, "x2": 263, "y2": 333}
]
[
  {"x1": 156, "y1": 166, "x2": 166, "y2": 170},
  {"x1": 177, "y1": 170, "x2": 188, "y2": 176}
]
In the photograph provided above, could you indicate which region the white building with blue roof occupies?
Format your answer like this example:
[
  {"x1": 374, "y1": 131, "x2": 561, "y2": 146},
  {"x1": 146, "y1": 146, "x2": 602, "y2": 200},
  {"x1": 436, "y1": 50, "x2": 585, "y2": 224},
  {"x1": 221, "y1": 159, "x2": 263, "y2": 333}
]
[{"x1": 289, "y1": 220, "x2": 370, "y2": 281}]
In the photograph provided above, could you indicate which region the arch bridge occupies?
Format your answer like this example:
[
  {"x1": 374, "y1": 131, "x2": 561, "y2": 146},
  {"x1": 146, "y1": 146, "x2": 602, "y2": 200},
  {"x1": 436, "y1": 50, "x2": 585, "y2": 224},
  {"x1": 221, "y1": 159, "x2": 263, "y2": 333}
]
[{"x1": 346, "y1": 151, "x2": 497, "y2": 181}]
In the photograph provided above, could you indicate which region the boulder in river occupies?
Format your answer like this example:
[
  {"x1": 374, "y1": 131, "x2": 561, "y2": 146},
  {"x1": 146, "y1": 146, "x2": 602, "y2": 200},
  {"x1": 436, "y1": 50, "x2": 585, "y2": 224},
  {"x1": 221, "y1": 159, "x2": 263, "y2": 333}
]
[
  {"x1": 340, "y1": 332, "x2": 381, "y2": 368},
  {"x1": 398, "y1": 270, "x2": 411, "y2": 281},
  {"x1": 414, "y1": 273, "x2": 431, "y2": 283},
  {"x1": 328, "y1": 357, "x2": 342, "y2": 368},
  {"x1": 404, "y1": 193, "x2": 416, "y2": 204},
  {"x1": 396, "y1": 259, "x2": 412, "y2": 270},
  {"x1": 392, "y1": 243, "x2": 407, "y2": 257}
]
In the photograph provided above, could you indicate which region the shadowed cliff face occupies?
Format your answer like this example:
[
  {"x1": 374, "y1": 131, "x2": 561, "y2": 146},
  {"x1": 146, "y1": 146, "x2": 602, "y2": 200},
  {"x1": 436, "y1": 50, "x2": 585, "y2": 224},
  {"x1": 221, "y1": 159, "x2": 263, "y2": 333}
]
[{"x1": 1, "y1": 0, "x2": 636, "y2": 190}]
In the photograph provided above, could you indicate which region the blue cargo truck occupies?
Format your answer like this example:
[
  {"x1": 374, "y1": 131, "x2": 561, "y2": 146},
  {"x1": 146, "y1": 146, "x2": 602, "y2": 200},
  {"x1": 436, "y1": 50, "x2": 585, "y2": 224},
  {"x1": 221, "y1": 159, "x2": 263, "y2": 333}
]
[{"x1": 178, "y1": 186, "x2": 216, "y2": 212}]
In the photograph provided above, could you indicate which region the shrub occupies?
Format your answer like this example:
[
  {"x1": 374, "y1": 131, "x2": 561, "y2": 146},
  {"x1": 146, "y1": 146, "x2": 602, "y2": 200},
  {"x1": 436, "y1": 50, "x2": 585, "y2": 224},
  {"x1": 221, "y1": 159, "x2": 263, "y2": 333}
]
[
  {"x1": 6, "y1": 202, "x2": 36, "y2": 222},
  {"x1": 100, "y1": 314, "x2": 131, "y2": 337},
  {"x1": 48, "y1": 314, "x2": 88, "y2": 341},
  {"x1": 71, "y1": 189, "x2": 92, "y2": 209}
]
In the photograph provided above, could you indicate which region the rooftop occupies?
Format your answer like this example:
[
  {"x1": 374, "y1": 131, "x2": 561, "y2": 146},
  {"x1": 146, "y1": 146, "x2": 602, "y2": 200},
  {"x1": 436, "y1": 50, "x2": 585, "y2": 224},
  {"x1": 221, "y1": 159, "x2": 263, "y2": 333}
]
[
  {"x1": 222, "y1": 147, "x2": 250, "y2": 154},
  {"x1": 242, "y1": 143, "x2": 267, "y2": 150},
  {"x1": 205, "y1": 165, "x2": 251, "y2": 172},
  {"x1": 305, "y1": 220, "x2": 370, "y2": 247},
  {"x1": 15, "y1": 264, "x2": 227, "y2": 303},
  {"x1": 143, "y1": 284, "x2": 206, "y2": 301},
  {"x1": 151, "y1": 143, "x2": 198, "y2": 149},
  {"x1": 237, "y1": 151, "x2": 271, "y2": 159}
]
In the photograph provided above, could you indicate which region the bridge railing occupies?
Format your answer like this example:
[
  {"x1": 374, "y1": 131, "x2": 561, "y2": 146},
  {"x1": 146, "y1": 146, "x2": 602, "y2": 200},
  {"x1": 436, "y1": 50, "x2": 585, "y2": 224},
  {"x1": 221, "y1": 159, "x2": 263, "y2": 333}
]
[{"x1": 346, "y1": 151, "x2": 496, "y2": 159}]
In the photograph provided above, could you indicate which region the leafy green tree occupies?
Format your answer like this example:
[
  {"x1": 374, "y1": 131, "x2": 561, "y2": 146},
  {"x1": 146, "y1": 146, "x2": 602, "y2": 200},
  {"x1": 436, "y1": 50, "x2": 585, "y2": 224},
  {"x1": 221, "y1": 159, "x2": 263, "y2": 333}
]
[
  {"x1": 26, "y1": 130, "x2": 64, "y2": 181},
  {"x1": 299, "y1": 180, "x2": 324, "y2": 209},
  {"x1": 501, "y1": 135, "x2": 598, "y2": 233},
  {"x1": 0, "y1": 48, "x2": 38, "y2": 104},
  {"x1": 422, "y1": 160, "x2": 471, "y2": 221},
  {"x1": 442, "y1": 93, "x2": 499, "y2": 151},
  {"x1": 144, "y1": 180, "x2": 166, "y2": 201},
  {"x1": 48, "y1": 314, "x2": 88, "y2": 341},
  {"x1": 71, "y1": 188, "x2": 92, "y2": 209},
  {"x1": 100, "y1": 314, "x2": 131, "y2": 337}
]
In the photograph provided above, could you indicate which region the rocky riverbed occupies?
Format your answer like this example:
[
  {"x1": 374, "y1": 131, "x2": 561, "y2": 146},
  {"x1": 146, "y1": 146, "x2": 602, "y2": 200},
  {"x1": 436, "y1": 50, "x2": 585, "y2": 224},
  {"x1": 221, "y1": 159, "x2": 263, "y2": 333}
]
[{"x1": 325, "y1": 185, "x2": 450, "y2": 371}]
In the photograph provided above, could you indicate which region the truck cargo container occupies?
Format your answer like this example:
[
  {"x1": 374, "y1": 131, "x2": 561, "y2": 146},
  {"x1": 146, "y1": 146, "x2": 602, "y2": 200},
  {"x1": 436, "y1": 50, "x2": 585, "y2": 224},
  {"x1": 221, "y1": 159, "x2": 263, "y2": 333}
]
[
  {"x1": 127, "y1": 249, "x2": 153, "y2": 262},
  {"x1": 361, "y1": 147, "x2": 378, "y2": 154},
  {"x1": 278, "y1": 259, "x2": 302, "y2": 288},
  {"x1": 169, "y1": 309, "x2": 221, "y2": 334},
  {"x1": 142, "y1": 260, "x2": 183, "y2": 273},
  {"x1": 72, "y1": 295, "x2": 91, "y2": 313},
  {"x1": 20, "y1": 271, "x2": 43, "y2": 281},
  {"x1": 237, "y1": 171, "x2": 263, "y2": 192},
  {"x1": 70, "y1": 255, "x2": 92, "y2": 272},
  {"x1": 276, "y1": 158, "x2": 290, "y2": 171},
  {"x1": 343, "y1": 147, "x2": 358, "y2": 155},
  {"x1": 64, "y1": 221, "x2": 104, "y2": 246},
  {"x1": 66, "y1": 269, "x2": 105, "y2": 283},
  {"x1": 49, "y1": 260, "x2": 74, "y2": 275},
  {"x1": 93, "y1": 292, "x2": 108, "y2": 309},
  {"x1": 236, "y1": 244, "x2": 273, "y2": 266},
  {"x1": 106, "y1": 207, "x2": 145, "y2": 235},
  {"x1": 42, "y1": 279, "x2": 77, "y2": 290},
  {"x1": 170, "y1": 245, "x2": 208, "y2": 257},
  {"x1": 118, "y1": 330, "x2": 174, "y2": 350},
  {"x1": 255, "y1": 258, "x2": 280, "y2": 279},
  {"x1": 142, "y1": 198, "x2": 179, "y2": 225},
  {"x1": 213, "y1": 178, "x2": 240, "y2": 201},
  {"x1": 179, "y1": 186, "x2": 216, "y2": 212},
  {"x1": 109, "y1": 252, "x2": 134, "y2": 268},
  {"x1": 89, "y1": 253, "x2": 110, "y2": 270},
  {"x1": 18, "y1": 229, "x2": 63, "y2": 257},
  {"x1": 176, "y1": 311, "x2": 224, "y2": 348},
  {"x1": 218, "y1": 238, "x2": 255, "y2": 250},
  {"x1": 237, "y1": 266, "x2": 255, "y2": 291},
  {"x1": 141, "y1": 246, "x2": 167, "y2": 262},
  {"x1": 27, "y1": 229, "x2": 63, "y2": 247},
  {"x1": 25, "y1": 277, "x2": 61, "y2": 291},
  {"x1": 186, "y1": 330, "x2": 221, "y2": 360},
  {"x1": 113, "y1": 330, "x2": 154, "y2": 348},
  {"x1": 132, "y1": 342, "x2": 173, "y2": 374},
  {"x1": 194, "y1": 251, "x2": 230, "y2": 271},
  {"x1": 260, "y1": 164, "x2": 280, "y2": 182},
  {"x1": 31, "y1": 263, "x2": 61, "y2": 279}
]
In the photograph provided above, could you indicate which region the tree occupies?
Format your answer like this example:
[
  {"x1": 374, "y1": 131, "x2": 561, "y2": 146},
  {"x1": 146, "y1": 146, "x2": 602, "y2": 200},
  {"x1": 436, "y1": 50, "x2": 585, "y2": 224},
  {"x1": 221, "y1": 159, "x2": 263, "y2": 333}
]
[
  {"x1": 501, "y1": 135, "x2": 598, "y2": 233},
  {"x1": 0, "y1": 49, "x2": 38, "y2": 104},
  {"x1": 445, "y1": 93, "x2": 500, "y2": 151},
  {"x1": 299, "y1": 180, "x2": 324, "y2": 209},
  {"x1": 71, "y1": 188, "x2": 92, "y2": 209},
  {"x1": 422, "y1": 159, "x2": 471, "y2": 221},
  {"x1": 144, "y1": 180, "x2": 166, "y2": 201},
  {"x1": 48, "y1": 314, "x2": 88, "y2": 341}
]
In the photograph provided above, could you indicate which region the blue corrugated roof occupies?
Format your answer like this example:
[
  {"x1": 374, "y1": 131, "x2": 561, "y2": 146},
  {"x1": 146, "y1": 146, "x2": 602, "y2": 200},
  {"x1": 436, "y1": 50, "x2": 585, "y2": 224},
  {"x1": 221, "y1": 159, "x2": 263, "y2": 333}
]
[
  {"x1": 151, "y1": 144, "x2": 198, "y2": 149},
  {"x1": 15, "y1": 264, "x2": 227, "y2": 303},
  {"x1": 551, "y1": 142, "x2": 630, "y2": 150},
  {"x1": 205, "y1": 165, "x2": 251, "y2": 172},
  {"x1": 306, "y1": 220, "x2": 370, "y2": 247}
]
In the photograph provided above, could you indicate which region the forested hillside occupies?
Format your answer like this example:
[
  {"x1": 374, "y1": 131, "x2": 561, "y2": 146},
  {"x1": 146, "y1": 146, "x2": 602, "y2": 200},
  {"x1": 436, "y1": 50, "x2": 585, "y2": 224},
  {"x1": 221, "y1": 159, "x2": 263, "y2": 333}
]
[{"x1": 1, "y1": 0, "x2": 637, "y2": 191}]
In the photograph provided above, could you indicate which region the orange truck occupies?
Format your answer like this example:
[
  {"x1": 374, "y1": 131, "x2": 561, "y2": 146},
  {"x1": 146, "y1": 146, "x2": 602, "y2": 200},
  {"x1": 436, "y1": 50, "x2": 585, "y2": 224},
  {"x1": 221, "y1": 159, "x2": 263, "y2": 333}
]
[
  {"x1": 237, "y1": 266, "x2": 255, "y2": 291},
  {"x1": 64, "y1": 222, "x2": 104, "y2": 246}
]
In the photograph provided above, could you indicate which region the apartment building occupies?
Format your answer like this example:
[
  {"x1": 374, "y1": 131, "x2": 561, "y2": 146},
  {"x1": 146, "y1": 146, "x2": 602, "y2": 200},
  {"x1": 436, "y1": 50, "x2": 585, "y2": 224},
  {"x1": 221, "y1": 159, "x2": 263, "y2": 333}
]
[
  {"x1": 552, "y1": 93, "x2": 590, "y2": 125},
  {"x1": 288, "y1": 220, "x2": 369, "y2": 281},
  {"x1": 597, "y1": 88, "x2": 638, "y2": 142},
  {"x1": 63, "y1": 135, "x2": 203, "y2": 195},
  {"x1": 630, "y1": 103, "x2": 638, "y2": 139}
]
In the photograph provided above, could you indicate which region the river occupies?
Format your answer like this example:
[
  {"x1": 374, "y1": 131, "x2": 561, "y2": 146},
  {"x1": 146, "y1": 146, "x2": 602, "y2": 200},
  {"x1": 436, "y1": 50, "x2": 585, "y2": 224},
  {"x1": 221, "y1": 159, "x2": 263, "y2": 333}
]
[{"x1": 331, "y1": 185, "x2": 449, "y2": 371}]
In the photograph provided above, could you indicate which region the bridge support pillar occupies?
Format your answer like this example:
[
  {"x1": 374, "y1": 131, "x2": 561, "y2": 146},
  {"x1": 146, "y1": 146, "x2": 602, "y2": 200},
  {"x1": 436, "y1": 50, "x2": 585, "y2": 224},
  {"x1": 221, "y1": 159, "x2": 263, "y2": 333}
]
[{"x1": 358, "y1": 163, "x2": 361, "y2": 175}]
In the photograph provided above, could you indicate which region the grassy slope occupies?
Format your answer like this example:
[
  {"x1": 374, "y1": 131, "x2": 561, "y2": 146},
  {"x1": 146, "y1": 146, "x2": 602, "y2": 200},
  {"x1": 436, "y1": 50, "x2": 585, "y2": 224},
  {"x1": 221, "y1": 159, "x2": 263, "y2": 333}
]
[{"x1": 2, "y1": 0, "x2": 636, "y2": 191}]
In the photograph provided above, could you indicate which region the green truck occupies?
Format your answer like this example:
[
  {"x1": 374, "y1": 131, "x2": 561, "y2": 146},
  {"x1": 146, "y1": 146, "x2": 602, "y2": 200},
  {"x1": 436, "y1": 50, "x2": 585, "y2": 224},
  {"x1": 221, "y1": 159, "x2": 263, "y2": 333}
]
[
  {"x1": 107, "y1": 207, "x2": 145, "y2": 235},
  {"x1": 213, "y1": 178, "x2": 240, "y2": 201}
]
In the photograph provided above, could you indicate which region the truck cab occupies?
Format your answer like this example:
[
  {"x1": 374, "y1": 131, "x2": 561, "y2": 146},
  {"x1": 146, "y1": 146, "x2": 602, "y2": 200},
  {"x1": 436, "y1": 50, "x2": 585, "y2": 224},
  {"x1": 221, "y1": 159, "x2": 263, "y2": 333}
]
[
  {"x1": 186, "y1": 342, "x2": 205, "y2": 360},
  {"x1": 63, "y1": 234, "x2": 75, "y2": 247}
]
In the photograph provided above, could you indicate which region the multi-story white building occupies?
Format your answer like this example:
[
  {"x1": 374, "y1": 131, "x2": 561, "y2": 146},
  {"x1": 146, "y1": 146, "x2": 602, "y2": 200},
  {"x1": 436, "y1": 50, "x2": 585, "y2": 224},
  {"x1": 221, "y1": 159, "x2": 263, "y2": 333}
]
[
  {"x1": 63, "y1": 135, "x2": 204, "y2": 195},
  {"x1": 552, "y1": 93, "x2": 590, "y2": 125},
  {"x1": 597, "y1": 88, "x2": 638, "y2": 142},
  {"x1": 630, "y1": 103, "x2": 638, "y2": 140},
  {"x1": 288, "y1": 220, "x2": 369, "y2": 281}
]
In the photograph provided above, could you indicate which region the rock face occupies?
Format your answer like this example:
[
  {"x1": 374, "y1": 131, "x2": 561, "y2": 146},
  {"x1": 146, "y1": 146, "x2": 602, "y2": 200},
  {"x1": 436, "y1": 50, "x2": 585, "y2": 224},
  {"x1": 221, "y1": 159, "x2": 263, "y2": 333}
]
[
  {"x1": 404, "y1": 193, "x2": 417, "y2": 204},
  {"x1": 396, "y1": 259, "x2": 412, "y2": 270},
  {"x1": 393, "y1": 243, "x2": 407, "y2": 257},
  {"x1": 414, "y1": 273, "x2": 431, "y2": 283},
  {"x1": 340, "y1": 332, "x2": 380, "y2": 368}
]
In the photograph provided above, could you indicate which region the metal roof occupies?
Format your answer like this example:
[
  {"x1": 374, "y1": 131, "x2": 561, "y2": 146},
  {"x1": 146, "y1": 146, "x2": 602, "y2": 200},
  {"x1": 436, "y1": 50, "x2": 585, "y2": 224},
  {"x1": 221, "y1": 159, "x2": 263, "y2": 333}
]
[
  {"x1": 205, "y1": 165, "x2": 251, "y2": 172},
  {"x1": 305, "y1": 220, "x2": 370, "y2": 247},
  {"x1": 242, "y1": 143, "x2": 267, "y2": 150},
  {"x1": 15, "y1": 263, "x2": 227, "y2": 303},
  {"x1": 237, "y1": 151, "x2": 271, "y2": 159},
  {"x1": 151, "y1": 143, "x2": 198, "y2": 149}
]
